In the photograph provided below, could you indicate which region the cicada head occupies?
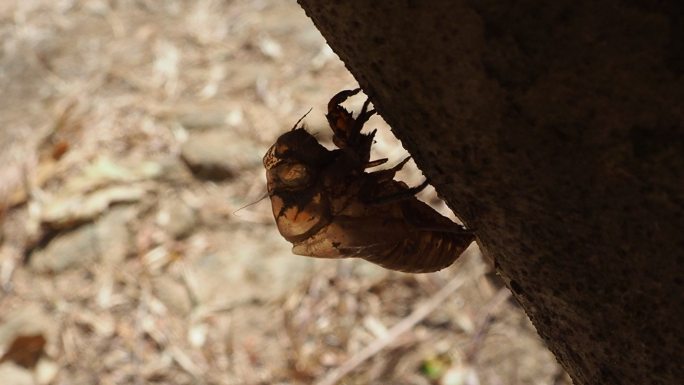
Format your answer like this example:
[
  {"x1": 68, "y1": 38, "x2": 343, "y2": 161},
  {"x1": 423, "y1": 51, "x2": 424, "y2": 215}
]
[
  {"x1": 263, "y1": 127, "x2": 333, "y2": 243},
  {"x1": 263, "y1": 128, "x2": 330, "y2": 194}
]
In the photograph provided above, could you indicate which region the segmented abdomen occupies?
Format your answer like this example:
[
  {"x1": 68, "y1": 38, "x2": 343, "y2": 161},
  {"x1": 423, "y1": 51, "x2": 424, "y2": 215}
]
[{"x1": 363, "y1": 229, "x2": 472, "y2": 273}]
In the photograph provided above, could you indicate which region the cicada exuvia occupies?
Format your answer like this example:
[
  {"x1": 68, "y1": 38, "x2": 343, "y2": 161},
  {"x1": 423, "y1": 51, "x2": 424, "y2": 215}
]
[{"x1": 263, "y1": 89, "x2": 473, "y2": 273}]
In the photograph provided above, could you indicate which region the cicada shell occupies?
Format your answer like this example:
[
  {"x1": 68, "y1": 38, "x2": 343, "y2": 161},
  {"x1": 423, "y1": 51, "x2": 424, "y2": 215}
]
[{"x1": 263, "y1": 89, "x2": 474, "y2": 273}]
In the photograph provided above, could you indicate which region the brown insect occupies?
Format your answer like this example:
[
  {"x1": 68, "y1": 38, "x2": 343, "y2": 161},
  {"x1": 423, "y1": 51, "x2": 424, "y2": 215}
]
[{"x1": 263, "y1": 89, "x2": 473, "y2": 273}]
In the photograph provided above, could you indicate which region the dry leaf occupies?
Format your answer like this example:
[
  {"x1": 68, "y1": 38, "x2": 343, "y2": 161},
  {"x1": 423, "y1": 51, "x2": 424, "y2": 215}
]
[{"x1": 0, "y1": 334, "x2": 46, "y2": 368}]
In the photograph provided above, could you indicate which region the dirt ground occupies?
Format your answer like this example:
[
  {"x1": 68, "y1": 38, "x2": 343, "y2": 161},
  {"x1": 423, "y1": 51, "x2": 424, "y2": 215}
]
[{"x1": 0, "y1": 1, "x2": 568, "y2": 384}]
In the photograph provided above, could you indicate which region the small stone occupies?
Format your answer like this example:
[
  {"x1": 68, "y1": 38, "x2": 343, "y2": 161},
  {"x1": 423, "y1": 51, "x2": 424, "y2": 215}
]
[
  {"x1": 151, "y1": 276, "x2": 193, "y2": 316},
  {"x1": 257, "y1": 36, "x2": 283, "y2": 59},
  {"x1": 180, "y1": 129, "x2": 261, "y2": 181},
  {"x1": 95, "y1": 206, "x2": 135, "y2": 265},
  {"x1": 29, "y1": 224, "x2": 98, "y2": 273},
  {"x1": 35, "y1": 358, "x2": 59, "y2": 385},
  {"x1": 178, "y1": 111, "x2": 230, "y2": 130},
  {"x1": 41, "y1": 184, "x2": 146, "y2": 230},
  {"x1": 156, "y1": 197, "x2": 197, "y2": 239},
  {"x1": 185, "y1": 229, "x2": 318, "y2": 307},
  {"x1": 187, "y1": 323, "x2": 208, "y2": 348},
  {"x1": 0, "y1": 305, "x2": 49, "y2": 345},
  {"x1": 156, "y1": 155, "x2": 193, "y2": 183},
  {"x1": 0, "y1": 363, "x2": 35, "y2": 385},
  {"x1": 31, "y1": 204, "x2": 137, "y2": 272}
]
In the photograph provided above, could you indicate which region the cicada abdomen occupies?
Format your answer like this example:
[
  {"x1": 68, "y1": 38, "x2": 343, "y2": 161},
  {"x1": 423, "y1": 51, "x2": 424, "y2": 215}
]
[{"x1": 263, "y1": 89, "x2": 474, "y2": 273}]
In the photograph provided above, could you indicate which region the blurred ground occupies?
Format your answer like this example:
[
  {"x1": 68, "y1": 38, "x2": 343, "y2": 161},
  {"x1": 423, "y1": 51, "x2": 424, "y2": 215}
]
[{"x1": 0, "y1": 1, "x2": 568, "y2": 384}]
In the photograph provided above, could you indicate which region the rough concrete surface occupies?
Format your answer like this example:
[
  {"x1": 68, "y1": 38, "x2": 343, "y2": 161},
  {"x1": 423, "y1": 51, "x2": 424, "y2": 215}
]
[{"x1": 297, "y1": 1, "x2": 684, "y2": 384}]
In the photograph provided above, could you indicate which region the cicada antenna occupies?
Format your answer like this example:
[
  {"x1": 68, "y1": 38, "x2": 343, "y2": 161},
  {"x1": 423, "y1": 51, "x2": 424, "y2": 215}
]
[
  {"x1": 233, "y1": 191, "x2": 270, "y2": 215},
  {"x1": 291, "y1": 108, "x2": 313, "y2": 131}
]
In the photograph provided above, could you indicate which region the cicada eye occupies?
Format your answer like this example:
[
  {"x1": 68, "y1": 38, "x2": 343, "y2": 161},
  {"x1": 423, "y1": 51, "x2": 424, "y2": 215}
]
[{"x1": 277, "y1": 162, "x2": 310, "y2": 188}]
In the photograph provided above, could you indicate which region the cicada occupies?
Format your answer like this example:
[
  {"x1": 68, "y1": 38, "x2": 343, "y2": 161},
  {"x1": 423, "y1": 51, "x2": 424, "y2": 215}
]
[{"x1": 263, "y1": 89, "x2": 473, "y2": 273}]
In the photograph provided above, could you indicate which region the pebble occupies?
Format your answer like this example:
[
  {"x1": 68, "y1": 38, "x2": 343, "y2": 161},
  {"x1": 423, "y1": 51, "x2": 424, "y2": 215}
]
[
  {"x1": 0, "y1": 305, "x2": 49, "y2": 345},
  {"x1": 151, "y1": 276, "x2": 193, "y2": 316},
  {"x1": 30, "y1": 206, "x2": 136, "y2": 273},
  {"x1": 156, "y1": 197, "x2": 197, "y2": 239},
  {"x1": 35, "y1": 359, "x2": 59, "y2": 385},
  {"x1": 29, "y1": 224, "x2": 99, "y2": 273},
  {"x1": 180, "y1": 129, "x2": 261, "y2": 181},
  {"x1": 96, "y1": 206, "x2": 136, "y2": 265},
  {"x1": 185, "y1": 230, "x2": 317, "y2": 307},
  {"x1": 0, "y1": 363, "x2": 35, "y2": 385}
]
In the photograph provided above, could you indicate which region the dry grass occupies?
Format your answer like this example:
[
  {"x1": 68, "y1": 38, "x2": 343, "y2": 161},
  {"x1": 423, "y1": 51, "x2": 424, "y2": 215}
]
[{"x1": 0, "y1": 1, "x2": 568, "y2": 384}]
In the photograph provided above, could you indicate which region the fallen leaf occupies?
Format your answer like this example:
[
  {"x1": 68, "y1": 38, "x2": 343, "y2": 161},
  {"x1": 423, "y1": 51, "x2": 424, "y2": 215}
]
[{"x1": 0, "y1": 334, "x2": 46, "y2": 368}]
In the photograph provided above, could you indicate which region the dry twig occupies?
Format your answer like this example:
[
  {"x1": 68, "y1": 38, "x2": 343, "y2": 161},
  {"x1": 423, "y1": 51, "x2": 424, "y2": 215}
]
[{"x1": 315, "y1": 273, "x2": 466, "y2": 385}]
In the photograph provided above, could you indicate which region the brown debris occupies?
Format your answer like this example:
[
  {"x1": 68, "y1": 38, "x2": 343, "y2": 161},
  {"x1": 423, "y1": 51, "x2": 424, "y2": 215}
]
[{"x1": 0, "y1": 334, "x2": 46, "y2": 369}]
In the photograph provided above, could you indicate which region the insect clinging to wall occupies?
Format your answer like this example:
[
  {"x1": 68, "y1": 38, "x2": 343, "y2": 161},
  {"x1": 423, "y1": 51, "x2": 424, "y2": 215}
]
[{"x1": 263, "y1": 89, "x2": 474, "y2": 273}]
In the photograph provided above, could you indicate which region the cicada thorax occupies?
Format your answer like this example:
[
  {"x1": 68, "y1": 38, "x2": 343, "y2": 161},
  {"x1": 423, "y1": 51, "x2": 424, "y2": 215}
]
[
  {"x1": 268, "y1": 188, "x2": 330, "y2": 243},
  {"x1": 264, "y1": 89, "x2": 474, "y2": 273}
]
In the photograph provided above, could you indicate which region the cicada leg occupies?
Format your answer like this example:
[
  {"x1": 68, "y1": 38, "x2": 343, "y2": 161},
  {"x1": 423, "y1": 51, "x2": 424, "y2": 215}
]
[
  {"x1": 353, "y1": 98, "x2": 376, "y2": 137},
  {"x1": 326, "y1": 89, "x2": 376, "y2": 151},
  {"x1": 366, "y1": 179, "x2": 430, "y2": 206},
  {"x1": 327, "y1": 88, "x2": 362, "y2": 111},
  {"x1": 365, "y1": 158, "x2": 388, "y2": 169},
  {"x1": 326, "y1": 88, "x2": 360, "y2": 148},
  {"x1": 387, "y1": 156, "x2": 411, "y2": 174},
  {"x1": 367, "y1": 156, "x2": 411, "y2": 182}
]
